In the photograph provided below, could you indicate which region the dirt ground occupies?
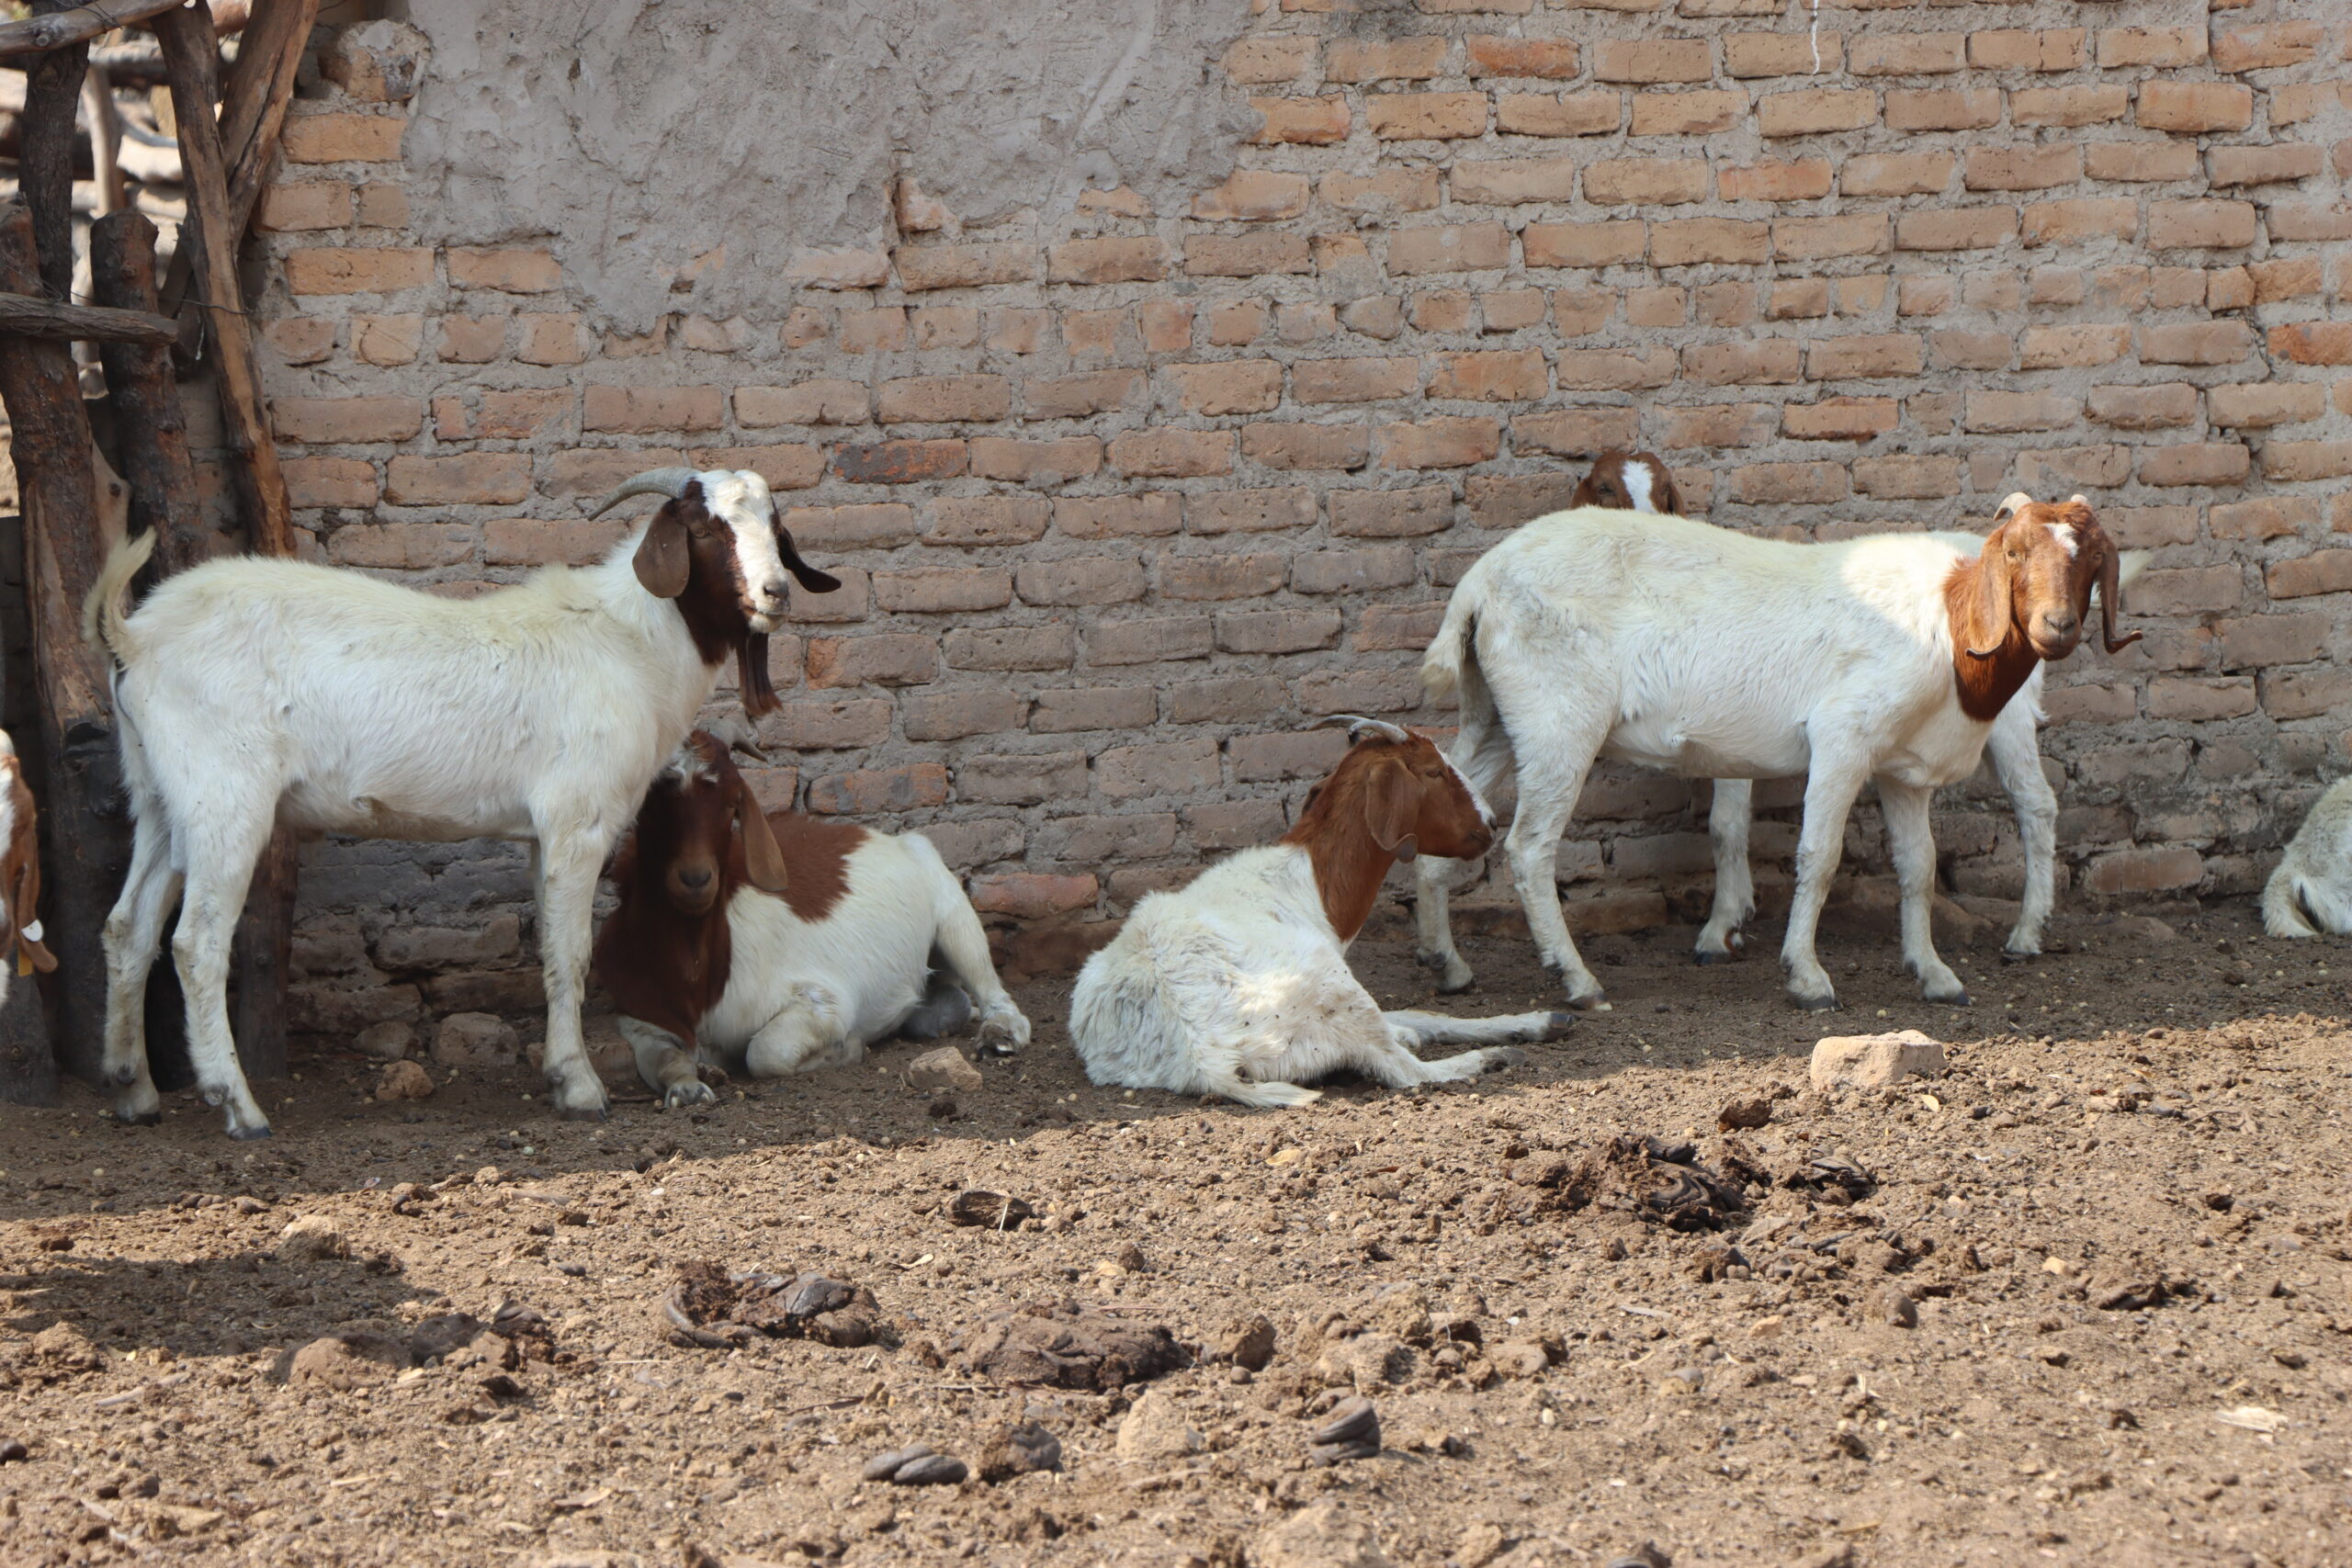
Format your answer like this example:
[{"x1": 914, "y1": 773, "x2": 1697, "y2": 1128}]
[{"x1": 2, "y1": 892, "x2": 2348, "y2": 1568}]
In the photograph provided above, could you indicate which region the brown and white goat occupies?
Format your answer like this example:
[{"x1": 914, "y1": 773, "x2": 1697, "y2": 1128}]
[
  {"x1": 1570, "y1": 448, "x2": 1683, "y2": 516},
  {"x1": 1419, "y1": 496, "x2": 2137, "y2": 1012},
  {"x1": 1069, "y1": 716, "x2": 1569, "y2": 1108},
  {"x1": 594, "y1": 730, "x2": 1029, "y2": 1107},
  {"x1": 0, "y1": 730, "x2": 57, "y2": 1007}
]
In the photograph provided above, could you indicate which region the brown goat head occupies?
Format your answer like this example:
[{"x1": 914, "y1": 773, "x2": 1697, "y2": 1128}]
[
  {"x1": 1572, "y1": 449, "x2": 1682, "y2": 516},
  {"x1": 631, "y1": 731, "x2": 792, "y2": 917},
  {"x1": 1283, "y1": 717, "x2": 1494, "y2": 942},
  {"x1": 1946, "y1": 493, "x2": 2141, "y2": 720}
]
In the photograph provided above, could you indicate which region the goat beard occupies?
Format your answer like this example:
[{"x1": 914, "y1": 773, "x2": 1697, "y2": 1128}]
[{"x1": 738, "y1": 633, "x2": 780, "y2": 718}]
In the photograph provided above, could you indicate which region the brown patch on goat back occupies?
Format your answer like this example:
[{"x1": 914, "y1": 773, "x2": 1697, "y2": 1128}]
[{"x1": 765, "y1": 813, "x2": 867, "y2": 924}]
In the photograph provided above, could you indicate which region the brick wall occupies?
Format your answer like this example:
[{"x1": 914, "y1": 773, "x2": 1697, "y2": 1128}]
[{"x1": 249, "y1": 4, "x2": 2348, "y2": 1039}]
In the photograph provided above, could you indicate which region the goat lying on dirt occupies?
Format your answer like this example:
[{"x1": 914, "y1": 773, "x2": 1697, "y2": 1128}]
[
  {"x1": 1417, "y1": 495, "x2": 2139, "y2": 1012},
  {"x1": 2264, "y1": 778, "x2": 2352, "y2": 939},
  {"x1": 595, "y1": 730, "x2": 1029, "y2": 1106},
  {"x1": 1069, "y1": 716, "x2": 1569, "y2": 1108}
]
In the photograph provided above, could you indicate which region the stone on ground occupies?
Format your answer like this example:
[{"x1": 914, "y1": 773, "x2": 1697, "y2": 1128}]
[
  {"x1": 433, "y1": 1011, "x2": 520, "y2": 1067},
  {"x1": 377, "y1": 1060, "x2": 435, "y2": 1101},
  {"x1": 903, "y1": 1045, "x2": 983, "y2": 1093},
  {"x1": 1810, "y1": 1029, "x2": 1946, "y2": 1089},
  {"x1": 1254, "y1": 1505, "x2": 1394, "y2": 1568}
]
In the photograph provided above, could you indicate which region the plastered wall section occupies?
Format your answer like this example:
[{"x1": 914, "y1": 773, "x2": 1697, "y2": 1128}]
[{"x1": 249, "y1": 2, "x2": 2351, "y2": 1042}]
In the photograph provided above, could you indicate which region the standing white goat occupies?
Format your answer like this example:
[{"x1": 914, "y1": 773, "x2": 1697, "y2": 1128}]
[
  {"x1": 2263, "y1": 779, "x2": 2352, "y2": 938},
  {"x1": 1414, "y1": 496, "x2": 2139, "y2": 1012},
  {"x1": 85, "y1": 468, "x2": 838, "y2": 1137}
]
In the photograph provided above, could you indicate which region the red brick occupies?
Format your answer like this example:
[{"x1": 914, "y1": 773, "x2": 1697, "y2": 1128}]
[
  {"x1": 2266, "y1": 550, "x2": 2352, "y2": 600},
  {"x1": 1774, "y1": 213, "x2": 1887, "y2": 260},
  {"x1": 1466, "y1": 35, "x2": 1579, "y2": 77},
  {"x1": 1582, "y1": 158, "x2": 1709, "y2": 206},
  {"x1": 1241, "y1": 423, "x2": 1374, "y2": 470},
  {"x1": 381, "y1": 454, "x2": 530, "y2": 506},
  {"x1": 1357, "y1": 604, "x2": 1447, "y2": 652},
  {"x1": 1189, "y1": 172, "x2": 1309, "y2": 224},
  {"x1": 1963, "y1": 145, "x2": 2081, "y2": 192},
  {"x1": 1291, "y1": 546, "x2": 1418, "y2": 596},
  {"x1": 2208, "y1": 144, "x2": 2325, "y2": 188},
  {"x1": 894, "y1": 243, "x2": 1041, "y2": 292},
  {"x1": 872, "y1": 568, "x2": 1012, "y2": 614},
  {"x1": 273, "y1": 395, "x2": 424, "y2": 445},
  {"x1": 2086, "y1": 383, "x2": 2197, "y2": 429},
  {"x1": 2016, "y1": 324, "x2": 2129, "y2": 371},
  {"x1": 1592, "y1": 39, "x2": 1713, "y2": 84},
  {"x1": 2013, "y1": 446, "x2": 2132, "y2": 492},
  {"x1": 2146, "y1": 200, "x2": 2257, "y2": 251},
  {"x1": 258, "y1": 180, "x2": 353, "y2": 231},
  {"x1": 1522, "y1": 221, "x2": 1646, "y2": 268},
  {"x1": 283, "y1": 247, "x2": 434, "y2": 295},
  {"x1": 2268, "y1": 323, "x2": 2352, "y2": 366},
  {"x1": 2083, "y1": 142, "x2": 2199, "y2": 183},
  {"x1": 1366, "y1": 92, "x2": 1488, "y2": 141},
  {"x1": 1853, "y1": 456, "x2": 1962, "y2": 499},
  {"x1": 1496, "y1": 91, "x2": 1623, "y2": 138},
  {"x1": 1777, "y1": 398, "x2": 1894, "y2": 442},
  {"x1": 1630, "y1": 89, "x2": 1746, "y2": 137},
  {"x1": 1222, "y1": 36, "x2": 1314, "y2": 84},
  {"x1": 1729, "y1": 461, "x2": 1849, "y2": 505},
  {"x1": 281, "y1": 112, "x2": 406, "y2": 163},
  {"x1": 283, "y1": 457, "x2": 378, "y2": 509},
  {"x1": 1724, "y1": 32, "x2": 1843, "y2": 78},
  {"x1": 807, "y1": 762, "x2": 954, "y2": 816},
  {"x1": 955, "y1": 753, "x2": 1087, "y2": 808},
  {"x1": 1927, "y1": 329, "x2": 2011, "y2": 370},
  {"x1": 1883, "y1": 87, "x2": 2000, "y2": 132},
  {"x1": 2084, "y1": 847, "x2": 2202, "y2": 897},
  {"x1": 2210, "y1": 498, "x2": 2319, "y2": 540},
  {"x1": 970, "y1": 436, "x2": 1102, "y2": 485},
  {"x1": 1086, "y1": 617, "x2": 1214, "y2": 665},
  {"x1": 805, "y1": 635, "x2": 940, "y2": 690},
  {"x1": 871, "y1": 374, "x2": 1011, "y2": 425},
  {"x1": 263, "y1": 317, "x2": 335, "y2": 365},
  {"x1": 1296, "y1": 669, "x2": 1422, "y2": 716},
  {"x1": 1430, "y1": 348, "x2": 1546, "y2": 401},
  {"x1": 1293, "y1": 356, "x2": 1419, "y2": 404},
  {"x1": 327, "y1": 522, "x2": 469, "y2": 570},
  {"x1": 783, "y1": 503, "x2": 920, "y2": 551},
  {"x1": 1024, "y1": 370, "x2": 1143, "y2": 420},
  {"x1": 1043, "y1": 237, "x2": 1168, "y2": 285},
  {"x1": 1721, "y1": 158, "x2": 1834, "y2": 202},
  {"x1": 1449, "y1": 157, "x2": 1579, "y2": 206},
  {"x1": 1758, "y1": 88, "x2": 1878, "y2": 137},
  {"x1": 2267, "y1": 204, "x2": 2352, "y2": 243},
  {"x1": 922, "y1": 496, "x2": 1049, "y2": 547},
  {"x1": 1155, "y1": 554, "x2": 1287, "y2": 602},
  {"x1": 352, "y1": 313, "x2": 420, "y2": 369},
  {"x1": 2257, "y1": 667, "x2": 2352, "y2": 719},
  {"x1": 2211, "y1": 22, "x2": 2323, "y2": 73},
  {"x1": 2138, "y1": 443, "x2": 2250, "y2": 488},
  {"x1": 833, "y1": 439, "x2": 967, "y2": 484},
  {"x1": 967, "y1": 874, "x2": 1099, "y2": 919},
  {"x1": 2008, "y1": 85, "x2": 2128, "y2": 129},
  {"x1": 2136, "y1": 83, "x2": 2253, "y2": 134},
  {"x1": 1962, "y1": 391, "x2": 2077, "y2": 434},
  {"x1": 1215, "y1": 608, "x2": 1343, "y2": 655},
  {"x1": 2140, "y1": 321, "x2": 2254, "y2": 366},
  {"x1": 1385, "y1": 223, "x2": 1512, "y2": 276},
  {"x1": 1379, "y1": 416, "x2": 1499, "y2": 469},
  {"x1": 1326, "y1": 36, "x2": 1449, "y2": 82},
  {"x1": 2209, "y1": 383, "x2": 2325, "y2": 428},
  {"x1": 1661, "y1": 403, "x2": 1777, "y2": 448},
  {"x1": 1251, "y1": 96, "x2": 1350, "y2": 145},
  {"x1": 1320, "y1": 169, "x2": 1444, "y2": 216},
  {"x1": 1514, "y1": 408, "x2": 1645, "y2": 455},
  {"x1": 1805, "y1": 333, "x2": 1922, "y2": 379},
  {"x1": 1108, "y1": 430, "x2": 1234, "y2": 478},
  {"x1": 1167, "y1": 361, "x2": 1284, "y2": 417},
  {"x1": 1186, "y1": 489, "x2": 1318, "y2": 536},
  {"x1": 2097, "y1": 26, "x2": 2205, "y2": 69},
  {"x1": 1679, "y1": 341, "x2": 1803, "y2": 387},
  {"x1": 2265, "y1": 442, "x2": 2352, "y2": 483},
  {"x1": 1330, "y1": 486, "x2": 1454, "y2": 537},
  {"x1": 1652, "y1": 219, "x2": 1769, "y2": 266},
  {"x1": 2020, "y1": 198, "x2": 2137, "y2": 248},
  {"x1": 1895, "y1": 208, "x2": 2017, "y2": 252},
  {"x1": 2132, "y1": 567, "x2": 2245, "y2": 616},
  {"x1": 1967, "y1": 28, "x2": 2084, "y2": 71},
  {"x1": 1555, "y1": 346, "x2": 1678, "y2": 390},
  {"x1": 1099, "y1": 739, "x2": 1222, "y2": 801},
  {"x1": 1850, "y1": 32, "x2": 1964, "y2": 74},
  {"x1": 447, "y1": 247, "x2": 560, "y2": 293},
  {"x1": 1011, "y1": 557, "x2": 1147, "y2": 607},
  {"x1": 1185, "y1": 233, "x2": 1313, "y2": 278},
  {"x1": 1046, "y1": 495, "x2": 1179, "y2": 544},
  {"x1": 943, "y1": 626, "x2": 1078, "y2": 671},
  {"x1": 482, "y1": 518, "x2": 627, "y2": 568},
  {"x1": 1229, "y1": 730, "x2": 1348, "y2": 784},
  {"x1": 542, "y1": 447, "x2": 691, "y2": 500}
]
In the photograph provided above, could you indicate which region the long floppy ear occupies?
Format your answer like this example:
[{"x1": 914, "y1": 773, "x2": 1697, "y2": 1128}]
[
  {"x1": 774, "y1": 521, "x2": 841, "y2": 594},
  {"x1": 10, "y1": 856, "x2": 53, "y2": 974},
  {"x1": 632, "y1": 502, "x2": 693, "y2": 599},
  {"x1": 731, "y1": 773, "x2": 791, "y2": 895},
  {"x1": 1363, "y1": 756, "x2": 1420, "y2": 861},
  {"x1": 1656, "y1": 464, "x2": 1685, "y2": 517},
  {"x1": 737, "y1": 634, "x2": 780, "y2": 719},
  {"x1": 1962, "y1": 523, "x2": 2016, "y2": 659}
]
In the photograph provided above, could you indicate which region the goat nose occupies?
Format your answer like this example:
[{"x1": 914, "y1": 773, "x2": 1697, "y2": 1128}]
[
  {"x1": 680, "y1": 865, "x2": 713, "y2": 888},
  {"x1": 762, "y1": 577, "x2": 790, "y2": 602},
  {"x1": 2046, "y1": 612, "x2": 2079, "y2": 637}
]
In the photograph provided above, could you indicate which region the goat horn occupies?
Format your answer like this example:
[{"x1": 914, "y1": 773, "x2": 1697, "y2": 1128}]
[
  {"x1": 1993, "y1": 491, "x2": 2033, "y2": 522},
  {"x1": 588, "y1": 467, "x2": 699, "y2": 518},
  {"x1": 704, "y1": 714, "x2": 769, "y2": 764},
  {"x1": 1310, "y1": 714, "x2": 1412, "y2": 745}
]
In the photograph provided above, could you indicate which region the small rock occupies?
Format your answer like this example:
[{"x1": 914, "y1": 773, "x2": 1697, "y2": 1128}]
[
  {"x1": 1254, "y1": 1504, "x2": 1394, "y2": 1568},
  {"x1": 1456, "y1": 1522, "x2": 1508, "y2": 1568},
  {"x1": 354, "y1": 1021, "x2": 413, "y2": 1061},
  {"x1": 1114, "y1": 1241, "x2": 1147, "y2": 1273},
  {"x1": 232, "y1": 1196, "x2": 266, "y2": 1215},
  {"x1": 376, "y1": 1060, "x2": 434, "y2": 1101},
  {"x1": 1716, "y1": 1096, "x2": 1771, "y2": 1132},
  {"x1": 1604, "y1": 1545, "x2": 1671, "y2": 1568},
  {"x1": 947, "y1": 1190, "x2": 1036, "y2": 1229},
  {"x1": 2030, "y1": 1343, "x2": 2070, "y2": 1367},
  {"x1": 1878, "y1": 1288, "x2": 1917, "y2": 1328},
  {"x1": 1214, "y1": 1312, "x2": 1277, "y2": 1371},
  {"x1": 904, "y1": 1045, "x2": 983, "y2": 1093},
  {"x1": 1114, "y1": 1390, "x2": 1202, "y2": 1461},
  {"x1": 276, "y1": 1214, "x2": 347, "y2": 1262},
  {"x1": 433, "y1": 1011, "x2": 519, "y2": 1068},
  {"x1": 862, "y1": 1443, "x2": 936, "y2": 1483},
  {"x1": 288, "y1": 1333, "x2": 406, "y2": 1390},
  {"x1": 1315, "y1": 1330, "x2": 1416, "y2": 1391},
  {"x1": 1747, "y1": 1314, "x2": 1785, "y2": 1339},
  {"x1": 890, "y1": 1453, "x2": 967, "y2": 1486},
  {"x1": 0, "y1": 1438, "x2": 27, "y2": 1463},
  {"x1": 977, "y1": 1419, "x2": 1062, "y2": 1482},
  {"x1": 1490, "y1": 1337, "x2": 1555, "y2": 1379},
  {"x1": 1309, "y1": 1396, "x2": 1380, "y2": 1463},
  {"x1": 1809, "y1": 1029, "x2": 1946, "y2": 1090}
]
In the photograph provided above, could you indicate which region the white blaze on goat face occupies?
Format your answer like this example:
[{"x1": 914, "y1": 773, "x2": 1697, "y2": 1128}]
[
  {"x1": 697, "y1": 469, "x2": 793, "y2": 632},
  {"x1": 1622, "y1": 458, "x2": 1656, "y2": 514}
]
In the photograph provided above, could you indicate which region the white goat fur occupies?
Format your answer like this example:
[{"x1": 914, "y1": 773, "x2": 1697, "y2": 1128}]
[
  {"x1": 1069, "y1": 843, "x2": 1562, "y2": 1109},
  {"x1": 87, "y1": 469, "x2": 802, "y2": 1137},
  {"x1": 1416, "y1": 507, "x2": 2103, "y2": 1011},
  {"x1": 2263, "y1": 779, "x2": 2352, "y2": 939}
]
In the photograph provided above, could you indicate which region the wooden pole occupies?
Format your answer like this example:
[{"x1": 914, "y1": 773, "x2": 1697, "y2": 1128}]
[
  {"x1": 89, "y1": 212, "x2": 210, "y2": 570},
  {"x1": 83, "y1": 64, "x2": 128, "y2": 216},
  {"x1": 0, "y1": 291, "x2": 179, "y2": 344},
  {"x1": 157, "y1": 0, "x2": 316, "y2": 327},
  {"x1": 18, "y1": 3, "x2": 87, "y2": 299},
  {"x1": 0, "y1": 199, "x2": 128, "y2": 1084},
  {"x1": 0, "y1": 0, "x2": 190, "y2": 59},
  {"x1": 156, "y1": 0, "x2": 297, "y2": 1079}
]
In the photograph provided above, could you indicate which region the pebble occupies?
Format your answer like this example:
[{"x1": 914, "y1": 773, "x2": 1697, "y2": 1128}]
[
  {"x1": 275, "y1": 1214, "x2": 347, "y2": 1262},
  {"x1": 377, "y1": 1060, "x2": 435, "y2": 1101},
  {"x1": 1457, "y1": 1521, "x2": 1508, "y2": 1568},
  {"x1": 1716, "y1": 1095, "x2": 1771, "y2": 1131},
  {"x1": 0, "y1": 1439, "x2": 27, "y2": 1463},
  {"x1": 1604, "y1": 1545, "x2": 1672, "y2": 1568},
  {"x1": 354, "y1": 1021, "x2": 413, "y2": 1062},
  {"x1": 1254, "y1": 1503, "x2": 1395, "y2": 1568},
  {"x1": 1878, "y1": 1288, "x2": 1917, "y2": 1329},
  {"x1": 1213, "y1": 1311, "x2": 1277, "y2": 1371},
  {"x1": 433, "y1": 1011, "x2": 520, "y2": 1068},
  {"x1": 903, "y1": 1046, "x2": 982, "y2": 1093},
  {"x1": 1809, "y1": 1030, "x2": 1946, "y2": 1090},
  {"x1": 978, "y1": 1419, "x2": 1061, "y2": 1481},
  {"x1": 889, "y1": 1454, "x2": 967, "y2": 1487},
  {"x1": 861, "y1": 1443, "x2": 935, "y2": 1482},
  {"x1": 1115, "y1": 1390, "x2": 1202, "y2": 1461}
]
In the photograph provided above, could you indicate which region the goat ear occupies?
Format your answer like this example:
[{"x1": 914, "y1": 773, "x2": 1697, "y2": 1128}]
[
  {"x1": 774, "y1": 522, "x2": 841, "y2": 594},
  {"x1": 1363, "y1": 756, "x2": 1419, "y2": 858},
  {"x1": 737, "y1": 634, "x2": 780, "y2": 719},
  {"x1": 732, "y1": 775, "x2": 791, "y2": 895},
  {"x1": 1962, "y1": 524, "x2": 2016, "y2": 660},
  {"x1": 632, "y1": 503, "x2": 693, "y2": 599},
  {"x1": 1657, "y1": 466, "x2": 1685, "y2": 517}
]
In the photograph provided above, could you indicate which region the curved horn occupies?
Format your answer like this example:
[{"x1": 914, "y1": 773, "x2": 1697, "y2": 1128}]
[
  {"x1": 1994, "y1": 491, "x2": 2034, "y2": 523},
  {"x1": 704, "y1": 714, "x2": 770, "y2": 765},
  {"x1": 1310, "y1": 713, "x2": 1412, "y2": 745},
  {"x1": 589, "y1": 467, "x2": 698, "y2": 518}
]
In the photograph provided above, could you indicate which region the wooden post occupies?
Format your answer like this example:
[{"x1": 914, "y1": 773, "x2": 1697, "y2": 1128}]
[
  {"x1": 89, "y1": 213, "x2": 210, "y2": 572},
  {"x1": 18, "y1": 3, "x2": 88, "y2": 299},
  {"x1": 0, "y1": 199, "x2": 127, "y2": 1083},
  {"x1": 156, "y1": 0, "x2": 299, "y2": 1079}
]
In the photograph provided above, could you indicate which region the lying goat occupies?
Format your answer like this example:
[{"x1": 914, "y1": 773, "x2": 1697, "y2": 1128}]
[
  {"x1": 2263, "y1": 779, "x2": 2352, "y2": 938},
  {"x1": 1417, "y1": 495, "x2": 2138, "y2": 1012},
  {"x1": 595, "y1": 729, "x2": 1030, "y2": 1105},
  {"x1": 1564, "y1": 460, "x2": 2142, "y2": 964},
  {"x1": 1069, "y1": 716, "x2": 1568, "y2": 1108},
  {"x1": 0, "y1": 730, "x2": 56, "y2": 1007},
  {"x1": 85, "y1": 468, "x2": 838, "y2": 1137}
]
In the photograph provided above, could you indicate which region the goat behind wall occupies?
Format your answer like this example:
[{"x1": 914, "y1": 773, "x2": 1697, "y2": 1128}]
[
  {"x1": 594, "y1": 729, "x2": 1031, "y2": 1107},
  {"x1": 1415, "y1": 496, "x2": 2138, "y2": 1013},
  {"x1": 2263, "y1": 779, "x2": 2352, "y2": 939},
  {"x1": 1069, "y1": 716, "x2": 1569, "y2": 1108},
  {"x1": 84, "y1": 468, "x2": 838, "y2": 1138}
]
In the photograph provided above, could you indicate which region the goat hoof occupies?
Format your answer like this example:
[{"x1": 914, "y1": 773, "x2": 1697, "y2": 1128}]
[
  {"x1": 1483, "y1": 1047, "x2": 1530, "y2": 1073},
  {"x1": 558, "y1": 1102, "x2": 610, "y2": 1123},
  {"x1": 1564, "y1": 990, "x2": 1609, "y2": 1012},
  {"x1": 1999, "y1": 949, "x2": 2038, "y2": 964},
  {"x1": 114, "y1": 1109, "x2": 162, "y2": 1128},
  {"x1": 1930, "y1": 988, "x2": 1973, "y2": 1007},
  {"x1": 663, "y1": 1085, "x2": 717, "y2": 1111},
  {"x1": 227, "y1": 1122, "x2": 274, "y2": 1141},
  {"x1": 1693, "y1": 950, "x2": 1724, "y2": 966},
  {"x1": 1540, "y1": 1011, "x2": 1577, "y2": 1040},
  {"x1": 1790, "y1": 992, "x2": 1839, "y2": 1013}
]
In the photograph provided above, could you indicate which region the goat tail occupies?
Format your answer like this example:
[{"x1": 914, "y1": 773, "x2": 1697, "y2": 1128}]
[
  {"x1": 2261, "y1": 863, "x2": 2321, "y2": 939},
  {"x1": 1420, "y1": 583, "x2": 1483, "y2": 708},
  {"x1": 84, "y1": 526, "x2": 156, "y2": 665}
]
